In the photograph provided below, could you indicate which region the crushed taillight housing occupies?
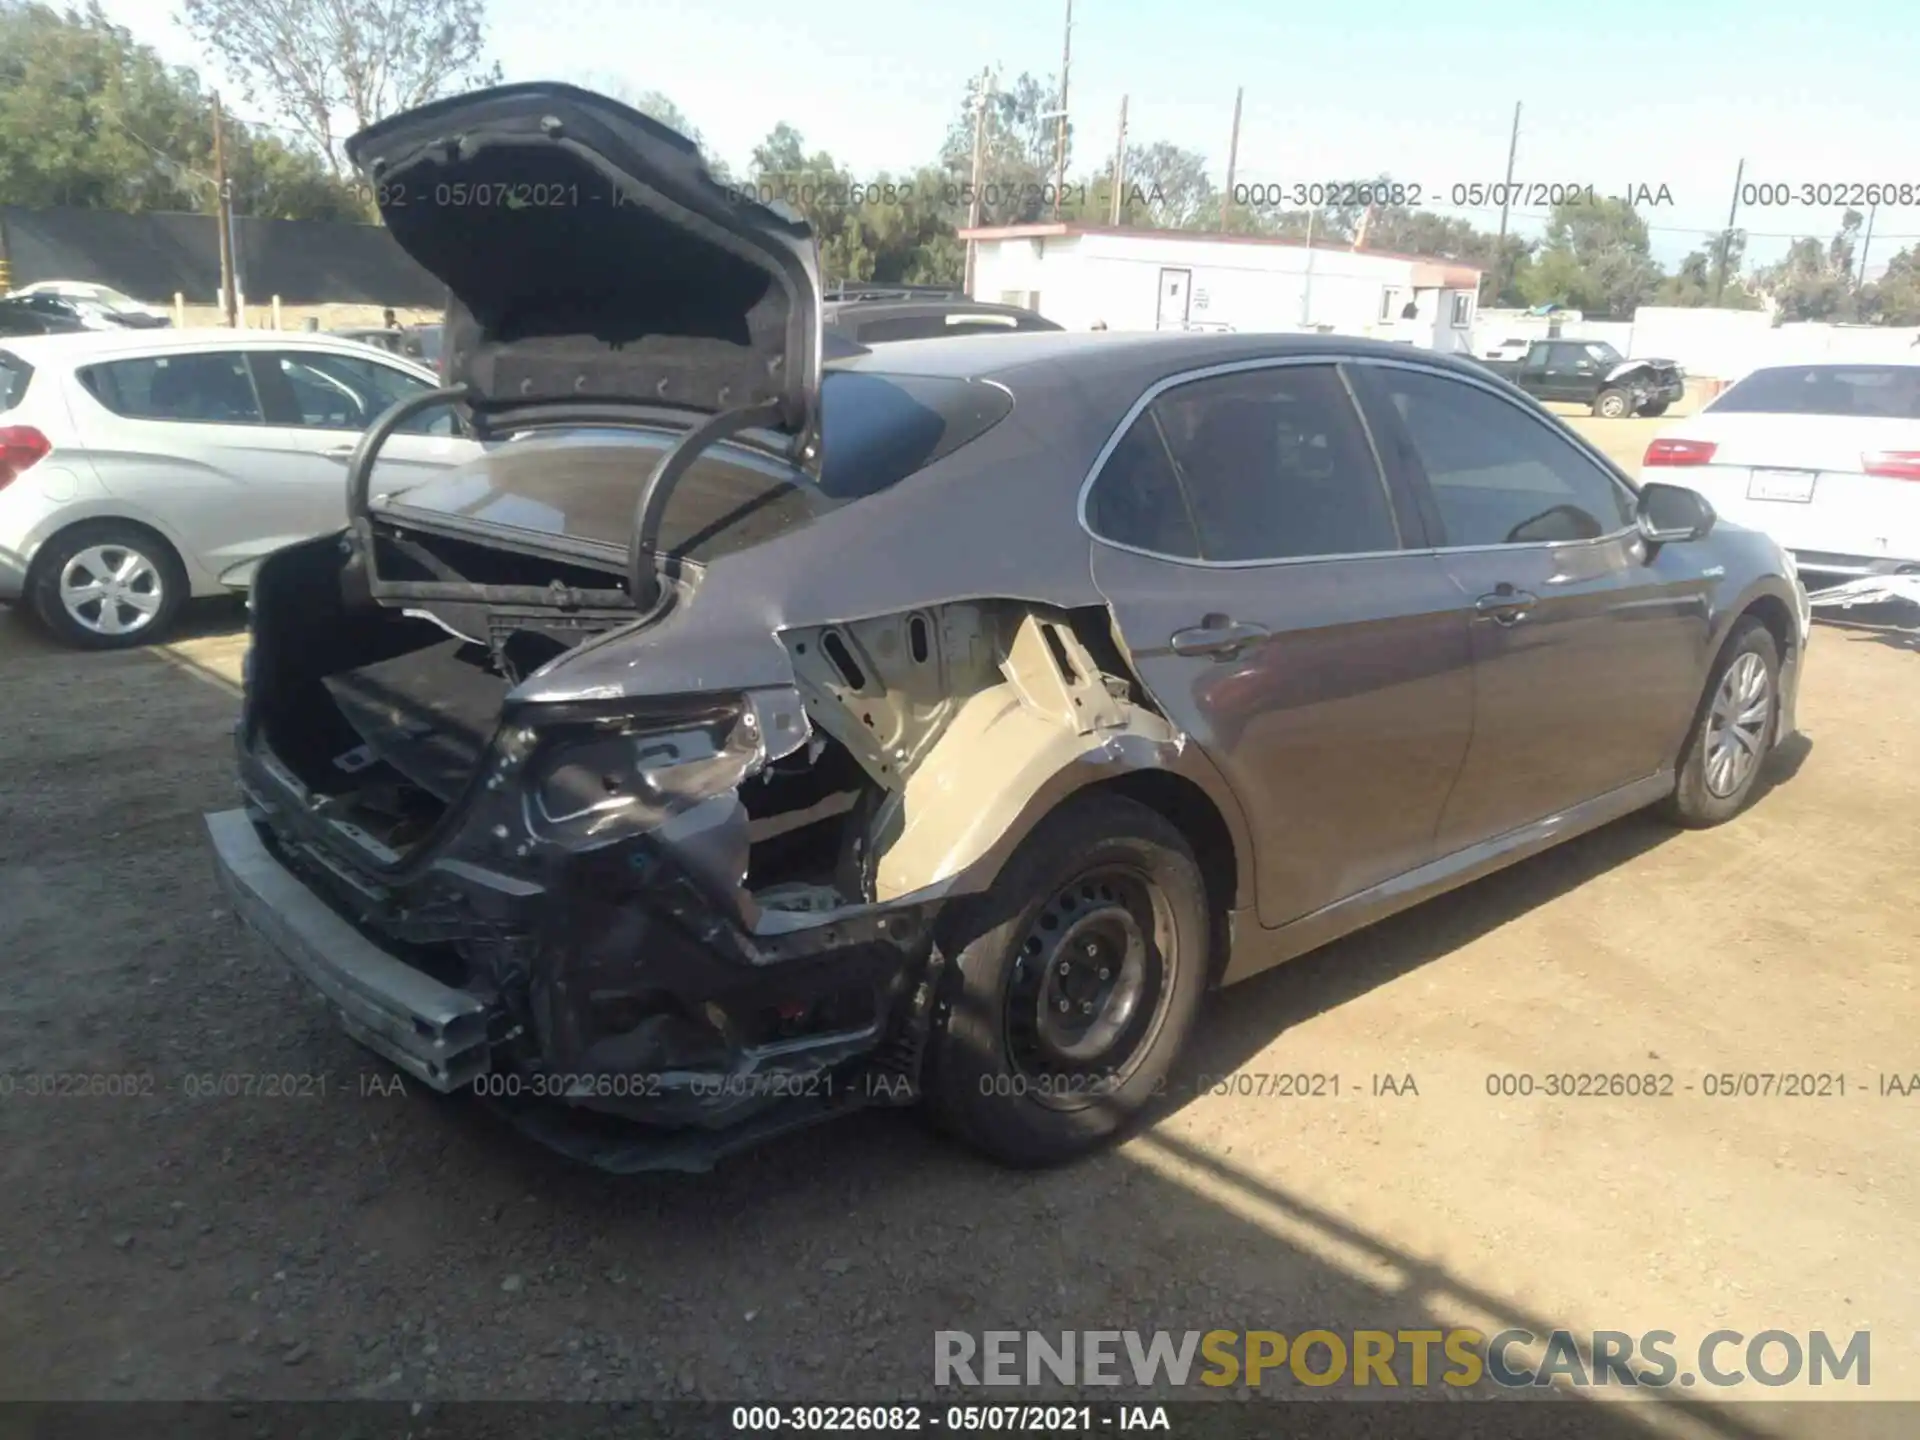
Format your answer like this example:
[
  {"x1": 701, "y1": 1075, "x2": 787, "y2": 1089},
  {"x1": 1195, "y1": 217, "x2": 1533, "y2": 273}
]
[
  {"x1": 1861, "y1": 450, "x2": 1920, "y2": 481},
  {"x1": 0, "y1": 425, "x2": 50, "y2": 488},
  {"x1": 1644, "y1": 437, "x2": 1717, "y2": 467}
]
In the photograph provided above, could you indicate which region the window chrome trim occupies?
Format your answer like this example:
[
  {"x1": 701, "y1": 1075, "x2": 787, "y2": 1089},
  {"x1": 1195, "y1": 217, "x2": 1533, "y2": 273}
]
[
  {"x1": 1076, "y1": 353, "x2": 1411, "y2": 570},
  {"x1": 1077, "y1": 351, "x2": 1642, "y2": 568}
]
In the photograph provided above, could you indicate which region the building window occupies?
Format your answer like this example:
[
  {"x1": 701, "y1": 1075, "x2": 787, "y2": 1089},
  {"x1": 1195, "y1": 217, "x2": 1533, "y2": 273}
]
[
  {"x1": 1379, "y1": 288, "x2": 1400, "y2": 323},
  {"x1": 1451, "y1": 292, "x2": 1473, "y2": 328}
]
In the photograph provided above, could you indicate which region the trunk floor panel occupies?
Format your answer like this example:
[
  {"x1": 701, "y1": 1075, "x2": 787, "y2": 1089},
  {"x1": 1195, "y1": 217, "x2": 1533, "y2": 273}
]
[{"x1": 322, "y1": 639, "x2": 512, "y2": 802}]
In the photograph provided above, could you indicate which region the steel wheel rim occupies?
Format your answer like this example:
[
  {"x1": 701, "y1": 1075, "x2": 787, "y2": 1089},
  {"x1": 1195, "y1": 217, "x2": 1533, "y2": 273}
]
[
  {"x1": 1704, "y1": 651, "x2": 1771, "y2": 798},
  {"x1": 59, "y1": 544, "x2": 164, "y2": 637},
  {"x1": 1600, "y1": 394, "x2": 1627, "y2": 417},
  {"x1": 1003, "y1": 864, "x2": 1177, "y2": 1111}
]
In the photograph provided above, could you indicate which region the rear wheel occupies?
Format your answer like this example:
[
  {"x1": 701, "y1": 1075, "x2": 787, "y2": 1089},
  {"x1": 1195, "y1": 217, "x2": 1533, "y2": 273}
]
[
  {"x1": 1593, "y1": 388, "x2": 1632, "y2": 419},
  {"x1": 1660, "y1": 619, "x2": 1779, "y2": 828},
  {"x1": 925, "y1": 793, "x2": 1209, "y2": 1167},
  {"x1": 28, "y1": 521, "x2": 188, "y2": 649}
]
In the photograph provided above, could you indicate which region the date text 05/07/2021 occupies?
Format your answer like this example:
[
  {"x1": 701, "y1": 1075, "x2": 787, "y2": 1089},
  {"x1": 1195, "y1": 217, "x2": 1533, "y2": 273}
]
[{"x1": 729, "y1": 1403, "x2": 1172, "y2": 1433}]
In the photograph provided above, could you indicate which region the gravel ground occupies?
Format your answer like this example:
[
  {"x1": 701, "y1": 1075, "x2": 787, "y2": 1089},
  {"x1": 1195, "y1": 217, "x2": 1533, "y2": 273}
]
[{"x1": 3, "y1": 479, "x2": 1917, "y2": 1434}]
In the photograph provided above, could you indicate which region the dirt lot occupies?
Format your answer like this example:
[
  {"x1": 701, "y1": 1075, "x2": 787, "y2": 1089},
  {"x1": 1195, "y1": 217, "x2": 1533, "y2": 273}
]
[{"x1": 3, "y1": 422, "x2": 1917, "y2": 1434}]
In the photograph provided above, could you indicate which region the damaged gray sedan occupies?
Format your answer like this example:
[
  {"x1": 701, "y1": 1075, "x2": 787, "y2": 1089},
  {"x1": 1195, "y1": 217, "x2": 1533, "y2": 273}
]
[{"x1": 205, "y1": 84, "x2": 1809, "y2": 1172}]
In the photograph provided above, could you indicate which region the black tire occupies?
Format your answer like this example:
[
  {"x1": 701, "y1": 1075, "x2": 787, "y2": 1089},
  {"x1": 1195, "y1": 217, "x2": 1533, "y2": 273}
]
[
  {"x1": 1660, "y1": 619, "x2": 1780, "y2": 828},
  {"x1": 1593, "y1": 388, "x2": 1632, "y2": 419},
  {"x1": 27, "y1": 520, "x2": 188, "y2": 649},
  {"x1": 1639, "y1": 400, "x2": 1670, "y2": 417},
  {"x1": 924, "y1": 792, "x2": 1210, "y2": 1168}
]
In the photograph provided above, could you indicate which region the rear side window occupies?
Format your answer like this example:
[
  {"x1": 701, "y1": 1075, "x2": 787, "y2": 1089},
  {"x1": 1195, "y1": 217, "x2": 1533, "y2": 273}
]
[
  {"x1": 0, "y1": 352, "x2": 31, "y2": 412},
  {"x1": 1712, "y1": 365, "x2": 1920, "y2": 418},
  {"x1": 1084, "y1": 413, "x2": 1200, "y2": 558},
  {"x1": 814, "y1": 371, "x2": 1013, "y2": 499},
  {"x1": 1088, "y1": 364, "x2": 1400, "y2": 562},
  {"x1": 80, "y1": 352, "x2": 263, "y2": 423}
]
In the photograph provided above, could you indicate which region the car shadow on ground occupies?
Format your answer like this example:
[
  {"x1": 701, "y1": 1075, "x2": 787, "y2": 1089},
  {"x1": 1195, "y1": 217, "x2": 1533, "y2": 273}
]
[
  {"x1": 0, "y1": 615, "x2": 1857, "y2": 1436},
  {"x1": 0, "y1": 594, "x2": 246, "y2": 658}
]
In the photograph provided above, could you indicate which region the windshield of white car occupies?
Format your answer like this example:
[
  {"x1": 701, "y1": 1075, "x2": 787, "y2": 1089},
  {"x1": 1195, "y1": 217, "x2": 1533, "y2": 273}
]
[{"x1": 1712, "y1": 365, "x2": 1920, "y2": 418}]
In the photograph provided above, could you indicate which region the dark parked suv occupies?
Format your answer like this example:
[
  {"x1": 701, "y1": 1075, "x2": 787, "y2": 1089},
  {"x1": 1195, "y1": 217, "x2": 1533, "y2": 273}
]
[{"x1": 204, "y1": 84, "x2": 1811, "y2": 1175}]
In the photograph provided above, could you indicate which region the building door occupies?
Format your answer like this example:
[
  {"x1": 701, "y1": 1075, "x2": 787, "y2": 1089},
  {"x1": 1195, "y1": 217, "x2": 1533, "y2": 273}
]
[{"x1": 1156, "y1": 269, "x2": 1193, "y2": 330}]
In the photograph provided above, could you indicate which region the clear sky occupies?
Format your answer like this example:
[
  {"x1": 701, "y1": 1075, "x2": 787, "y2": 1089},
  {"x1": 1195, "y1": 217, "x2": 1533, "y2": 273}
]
[{"x1": 102, "y1": 0, "x2": 1920, "y2": 273}]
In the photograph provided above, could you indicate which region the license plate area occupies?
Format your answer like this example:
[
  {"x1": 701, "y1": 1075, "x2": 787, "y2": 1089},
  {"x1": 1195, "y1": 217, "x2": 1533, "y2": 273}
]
[{"x1": 1748, "y1": 469, "x2": 1816, "y2": 503}]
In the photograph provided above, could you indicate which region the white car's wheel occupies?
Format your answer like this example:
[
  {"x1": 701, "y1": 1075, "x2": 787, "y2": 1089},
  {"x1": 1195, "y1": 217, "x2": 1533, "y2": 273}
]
[{"x1": 29, "y1": 522, "x2": 188, "y2": 649}]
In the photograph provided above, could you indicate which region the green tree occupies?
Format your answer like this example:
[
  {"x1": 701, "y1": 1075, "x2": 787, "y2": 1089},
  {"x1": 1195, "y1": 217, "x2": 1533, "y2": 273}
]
[
  {"x1": 1515, "y1": 196, "x2": 1661, "y2": 318},
  {"x1": 1652, "y1": 231, "x2": 1760, "y2": 309},
  {"x1": 939, "y1": 70, "x2": 1071, "y2": 225},
  {"x1": 0, "y1": 2, "x2": 365, "y2": 218},
  {"x1": 1753, "y1": 213, "x2": 1869, "y2": 322},
  {"x1": 178, "y1": 0, "x2": 503, "y2": 173},
  {"x1": 1120, "y1": 141, "x2": 1212, "y2": 228},
  {"x1": 1859, "y1": 245, "x2": 1920, "y2": 325}
]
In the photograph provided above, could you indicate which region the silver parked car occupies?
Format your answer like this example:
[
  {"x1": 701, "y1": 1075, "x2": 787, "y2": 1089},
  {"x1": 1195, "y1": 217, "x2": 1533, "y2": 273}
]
[{"x1": 0, "y1": 329, "x2": 478, "y2": 647}]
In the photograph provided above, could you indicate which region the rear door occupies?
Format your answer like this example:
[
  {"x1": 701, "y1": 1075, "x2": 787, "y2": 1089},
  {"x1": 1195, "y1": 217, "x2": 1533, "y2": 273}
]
[
  {"x1": 1086, "y1": 359, "x2": 1475, "y2": 930},
  {"x1": 70, "y1": 348, "x2": 318, "y2": 580},
  {"x1": 1646, "y1": 365, "x2": 1920, "y2": 570},
  {"x1": 1352, "y1": 361, "x2": 1711, "y2": 852}
]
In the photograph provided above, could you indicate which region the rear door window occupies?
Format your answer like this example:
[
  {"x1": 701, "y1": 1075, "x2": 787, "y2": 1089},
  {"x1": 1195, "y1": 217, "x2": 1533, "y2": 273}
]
[
  {"x1": 1087, "y1": 364, "x2": 1401, "y2": 562},
  {"x1": 1712, "y1": 365, "x2": 1920, "y2": 418},
  {"x1": 78, "y1": 352, "x2": 264, "y2": 423}
]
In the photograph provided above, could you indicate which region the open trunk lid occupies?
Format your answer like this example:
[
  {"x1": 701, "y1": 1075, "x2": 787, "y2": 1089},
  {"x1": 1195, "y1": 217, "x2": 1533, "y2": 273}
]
[{"x1": 345, "y1": 83, "x2": 824, "y2": 458}]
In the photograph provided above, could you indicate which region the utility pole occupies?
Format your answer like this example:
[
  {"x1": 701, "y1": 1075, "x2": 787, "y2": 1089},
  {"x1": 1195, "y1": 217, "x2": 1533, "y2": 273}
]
[
  {"x1": 1713, "y1": 158, "x2": 1744, "y2": 306},
  {"x1": 1858, "y1": 202, "x2": 1878, "y2": 288},
  {"x1": 1051, "y1": 0, "x2": 1072, "y2": 219},
  {"x1": 963, "y1": 68, "x2": 992, "y2": 298},
  {"x1": 1487, "y1": 100, "x2": 1520, "y2": 307},
  {"x1": 1109, "y1": 95, "x2": 1128, "y2": 225},
  {"x1": 1223, "y1": 86, "x2": 1243, "y2": 228},
  {"x1": 212, "y1": 91, "x2": 236, "y2": 327},
  {"x1": 1301, "y1": 206, "x2": 1316, "y2": 326}
]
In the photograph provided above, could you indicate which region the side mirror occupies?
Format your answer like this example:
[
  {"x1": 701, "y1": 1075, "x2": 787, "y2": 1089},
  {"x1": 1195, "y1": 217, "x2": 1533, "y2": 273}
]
[{"x1": 1637, "y1": 481, "x2": 1715, "y2": 545}]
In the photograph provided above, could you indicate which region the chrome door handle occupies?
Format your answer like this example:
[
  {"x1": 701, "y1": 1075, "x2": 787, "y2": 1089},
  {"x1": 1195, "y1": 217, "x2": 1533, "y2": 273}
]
[
  {"x1": 1474, "y1": 589, "x2": 1539, "y2": 626},
  {"x1": 1169, "y1": 618, "x2": 1270, "y2": 659}
]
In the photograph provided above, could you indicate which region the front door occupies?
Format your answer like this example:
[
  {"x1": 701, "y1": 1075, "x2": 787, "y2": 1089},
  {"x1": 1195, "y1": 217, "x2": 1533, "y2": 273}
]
[
  {"x1": 1084, "y1": 360, "x2": 1475, "y2": 929},
  {"x1": 1156, "y1": 269, "x2": 1193, "y2": 330},
  {"x1": 1351, "y1": 362, "x2": 1712, "y2": 851}
]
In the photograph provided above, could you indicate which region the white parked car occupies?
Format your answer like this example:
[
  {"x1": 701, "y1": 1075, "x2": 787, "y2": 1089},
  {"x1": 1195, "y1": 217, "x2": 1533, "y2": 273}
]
[
  {"x1": 7, "y1": 280, "x2": 171, "y2": 328},
  {"x1": 0, "y1": 329, "x2": 477, "y2": 647},
  {"x1": 1643, "y1": 361, "x2": 1920, "y2": 580}
]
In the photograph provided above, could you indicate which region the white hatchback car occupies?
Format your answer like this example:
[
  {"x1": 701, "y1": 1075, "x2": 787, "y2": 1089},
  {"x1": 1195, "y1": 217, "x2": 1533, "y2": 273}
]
[
  {"x1": 0, "y1": 329, "x2": 477, "y2": 647},
  {"x1": 1643, "y1": 361, "x2": 1920, "y2": 580}
]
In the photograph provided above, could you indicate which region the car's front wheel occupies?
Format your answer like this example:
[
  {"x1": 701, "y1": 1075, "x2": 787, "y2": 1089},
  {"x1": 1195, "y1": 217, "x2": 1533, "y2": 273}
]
[
  {"x1": 1594, "y1": 388, "x2": 1632, "y2": 418},
  {"x1": 1661, "y1": 618, "x2": 1780, "y2": 827},
  {"x1": 28, "y1": 521, "x2": 187, "y2": 649},
  {"x1": 1640, "y1": 400, "x2": 1670, "y2": 417},
  {"x1": 925, "y1": 793, "x2": 1209, "y2": 1167}
]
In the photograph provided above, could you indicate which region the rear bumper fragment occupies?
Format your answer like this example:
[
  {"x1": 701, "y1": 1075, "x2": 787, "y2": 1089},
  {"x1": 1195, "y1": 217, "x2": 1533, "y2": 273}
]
[{"x1": 205, "y1": 807, "x2": 492, "y2": 1091}]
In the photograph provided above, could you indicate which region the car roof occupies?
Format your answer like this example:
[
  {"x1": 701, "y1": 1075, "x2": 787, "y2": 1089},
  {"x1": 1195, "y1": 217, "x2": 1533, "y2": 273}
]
[
  {"x1": 0, "y1": 327, "x2": 440, "y2": 377},
  {"x1": 830, "y1": 327, "x2": 1502, "y2": 383}
]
